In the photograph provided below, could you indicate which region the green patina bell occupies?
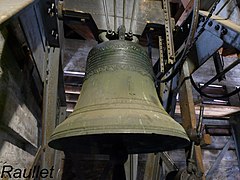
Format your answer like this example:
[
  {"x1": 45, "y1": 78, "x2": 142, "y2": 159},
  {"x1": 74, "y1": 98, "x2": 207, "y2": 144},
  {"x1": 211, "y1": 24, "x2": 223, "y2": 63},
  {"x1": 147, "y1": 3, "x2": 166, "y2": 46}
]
[{"x1": 49, "y1": 40, "x2": 189, "y2": 154}]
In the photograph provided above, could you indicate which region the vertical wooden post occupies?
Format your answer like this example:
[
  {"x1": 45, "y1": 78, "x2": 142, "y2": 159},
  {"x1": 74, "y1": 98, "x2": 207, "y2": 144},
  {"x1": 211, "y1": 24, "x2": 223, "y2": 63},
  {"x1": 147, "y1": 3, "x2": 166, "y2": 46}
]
[
  {"x1": 144, "y1": 154, "x2": 158, "y2": 180},
  {"x1": 125, "y1": 154, "x2": 138, "y2": 180},
  {"x1": 41, "y1": 47, "x2": 60, "y2": 179},
  {"x1": 179, "y1": 60, "x2": 205, "y2": 179}
]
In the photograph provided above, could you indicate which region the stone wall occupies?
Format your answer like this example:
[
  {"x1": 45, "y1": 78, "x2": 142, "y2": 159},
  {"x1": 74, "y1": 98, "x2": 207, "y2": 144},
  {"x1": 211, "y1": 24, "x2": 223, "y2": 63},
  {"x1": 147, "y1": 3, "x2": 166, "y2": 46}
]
[{"x1": 0, "y1": 23, "x2": 42, "y2": 179}]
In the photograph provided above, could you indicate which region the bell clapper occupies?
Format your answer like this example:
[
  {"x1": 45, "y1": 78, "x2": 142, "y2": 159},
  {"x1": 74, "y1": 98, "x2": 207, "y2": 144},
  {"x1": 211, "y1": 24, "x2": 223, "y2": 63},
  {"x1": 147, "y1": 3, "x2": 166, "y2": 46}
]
[{"x1": 100, "y1": 144, "x2": 128, "y2": 180}]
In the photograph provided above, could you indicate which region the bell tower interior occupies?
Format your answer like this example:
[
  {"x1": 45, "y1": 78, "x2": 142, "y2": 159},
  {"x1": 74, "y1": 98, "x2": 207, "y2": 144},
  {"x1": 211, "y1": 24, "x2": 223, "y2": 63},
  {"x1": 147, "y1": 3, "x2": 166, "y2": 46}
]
[{"x1": 0, "y1": 0, "x2": 240, "y2": 179}]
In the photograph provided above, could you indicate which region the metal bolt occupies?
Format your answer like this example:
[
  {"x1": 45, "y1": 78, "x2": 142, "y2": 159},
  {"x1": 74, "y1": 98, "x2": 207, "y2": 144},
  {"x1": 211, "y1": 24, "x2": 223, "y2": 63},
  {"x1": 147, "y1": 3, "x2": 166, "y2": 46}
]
[
  {"x1": 208, "y1": 21, "x2": 213, "y2": 26},
  {"x1": 215, "y1": 25, "x2": 220, "y2": 30},
  {"x1": 128, "y1": 31, "x2": 133, "y2": 37},
  {"x1": 51, "y1": 30, "x2": 59, "y2": 40},
  {"x1": 107, "y1": 29, "x2": 113, "y2": 35},
  {"x1": 221, "y1": 28, "x2": 228, "y2": 35},
  {"x1": 200, "y1": 17, "x2": 205, "y2": 22},
  {"x1": 48, "y1": 3, "x2": 55, "y2": 17},
  {"x1": 55, "y1": 33, "x2": 59, "y2": 40}
]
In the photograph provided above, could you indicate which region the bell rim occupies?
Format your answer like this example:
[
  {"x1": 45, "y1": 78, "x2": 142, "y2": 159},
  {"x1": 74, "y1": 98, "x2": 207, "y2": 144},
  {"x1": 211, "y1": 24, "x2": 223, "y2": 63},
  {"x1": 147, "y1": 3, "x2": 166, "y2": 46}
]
[
  {"x1": 49, "y1": 132, "x2": 190, "y2": 154},
  {"x1": 49, "y1": 107, "x2": 190, "y2": 154}
]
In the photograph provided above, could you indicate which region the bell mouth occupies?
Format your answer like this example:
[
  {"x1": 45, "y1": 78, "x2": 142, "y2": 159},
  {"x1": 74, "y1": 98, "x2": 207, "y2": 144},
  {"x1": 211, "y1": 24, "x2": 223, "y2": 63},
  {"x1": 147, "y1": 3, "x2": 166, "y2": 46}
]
[
  {"x1": 48, "y1": 107, "x2": 190, "y2": 154},
  {"x1": 49, "y1": 133, "x2": 190, "y2": 154}
]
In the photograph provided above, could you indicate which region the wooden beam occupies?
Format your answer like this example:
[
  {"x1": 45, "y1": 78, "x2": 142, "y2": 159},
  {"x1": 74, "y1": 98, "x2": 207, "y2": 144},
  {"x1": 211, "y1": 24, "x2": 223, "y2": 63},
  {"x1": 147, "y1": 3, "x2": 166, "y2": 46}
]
[
  {"x1": 175, "y1": 103, "x2": 240, "y2": 118},
  {"x1": 0, "y1": 0, "x2": 33, "y2": 24},
  {"x1": 41, "y1": 48, "x2": 60, "y2": 179},
  {"x1": 179, "y1": 60, "x2": 205, "y2": 179},
  {"x1": 144, "y1": 154, "x2": 160, "y2": 180}
]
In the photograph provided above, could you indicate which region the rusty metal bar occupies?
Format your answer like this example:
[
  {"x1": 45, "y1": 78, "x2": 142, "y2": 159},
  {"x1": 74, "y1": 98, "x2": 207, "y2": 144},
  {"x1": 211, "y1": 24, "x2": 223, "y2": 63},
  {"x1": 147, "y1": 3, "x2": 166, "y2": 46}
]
[
  {"x1": 176, "y1": 0, "x2": 194, "y2": 26},
  {"x1": 181, "y1": 0, "x2": 191, "y2": 8}
]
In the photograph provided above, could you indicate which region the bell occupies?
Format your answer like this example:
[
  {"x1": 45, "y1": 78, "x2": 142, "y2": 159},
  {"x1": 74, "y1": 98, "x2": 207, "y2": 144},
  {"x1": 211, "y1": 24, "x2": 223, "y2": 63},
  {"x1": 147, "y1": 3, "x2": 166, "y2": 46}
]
[{"x1": 49, "y1": 40, "x2": 189, "y2": 154}]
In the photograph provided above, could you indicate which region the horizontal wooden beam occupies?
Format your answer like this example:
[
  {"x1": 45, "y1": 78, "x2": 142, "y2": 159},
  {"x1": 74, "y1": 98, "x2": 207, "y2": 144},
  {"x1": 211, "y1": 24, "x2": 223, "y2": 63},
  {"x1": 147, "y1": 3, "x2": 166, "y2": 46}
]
[
  {"x1": 0, "y1": 0, "x2": 33, "y2": 24},
  {"x1": 175, "y1": 103, "x2": 240, "y2": 118}
]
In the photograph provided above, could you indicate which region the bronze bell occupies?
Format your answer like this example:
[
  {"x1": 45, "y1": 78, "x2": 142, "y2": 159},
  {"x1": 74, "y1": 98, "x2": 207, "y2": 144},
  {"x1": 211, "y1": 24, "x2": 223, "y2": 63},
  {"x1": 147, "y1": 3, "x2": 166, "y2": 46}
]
[{"x1": 49, "y1": 40, "x2": 189, "y2": 154}]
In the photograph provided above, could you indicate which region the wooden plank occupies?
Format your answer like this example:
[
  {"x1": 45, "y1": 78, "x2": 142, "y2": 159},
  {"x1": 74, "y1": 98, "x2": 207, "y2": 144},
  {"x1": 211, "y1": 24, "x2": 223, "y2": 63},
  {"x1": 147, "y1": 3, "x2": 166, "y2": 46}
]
[
  {"x1": 179, "y1": 60, "x2": 196, "y2": 129},
  {"x1": 199, "y1": 10, "x2": 240, "y2": 33},
  {"x1": 0, "y1": 0, "x2": 33, "y2": 24},
  {"x1": 175, "y1": 104, "x2": 240, "y2": 118}
]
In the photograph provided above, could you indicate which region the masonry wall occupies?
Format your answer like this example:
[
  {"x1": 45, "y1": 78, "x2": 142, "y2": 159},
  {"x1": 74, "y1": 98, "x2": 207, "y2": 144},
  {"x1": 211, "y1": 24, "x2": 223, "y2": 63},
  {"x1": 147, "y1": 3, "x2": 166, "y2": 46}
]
[{"x1": 0, "y1": 16, "x2": 43, "y2": 180}]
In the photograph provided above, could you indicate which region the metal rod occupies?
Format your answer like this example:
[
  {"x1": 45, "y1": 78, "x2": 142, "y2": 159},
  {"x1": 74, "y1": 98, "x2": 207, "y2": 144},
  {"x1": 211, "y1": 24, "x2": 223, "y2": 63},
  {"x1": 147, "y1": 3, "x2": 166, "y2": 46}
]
[
  {"x1": 189, "y1": 141, "x2": 195, "y2": 160},
  {"x1": 114, "y1": 0, "x2": 117, "y2": 32},
  {"x1": 213, "y1": 52, "x2": 225, "y2": 81},
  {"x1": 160, "y1": 152, "x2": 179, "y2": 171},
  {"x1": 200, "y1": 58, "x2": 240, "y2": 90},
  {"x1": 147, "y1": 31, "x2": 152, "y2": 59},
  {"x1": 123, "y1": 0, "x2": 126, "y2": 28},
  {"x1": 129, "y1": 0, "x2": 137, "y2": 33},
  {"x1": 197, "y1": 105, "x2": 204, "y2": 134},
  {"x1": 130, "y1": 155, "x2": 133, "y2": 180},
  {"x1": 206, "y1": 138, "x2": 232, "y2": 179},
  {"x1": 215, "y1": 0, "x2": 231, "y2": 15},
  {"x1": 102, "y1": 0, "x2": 111, "y2": 32}
]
